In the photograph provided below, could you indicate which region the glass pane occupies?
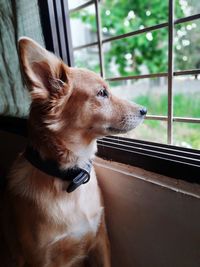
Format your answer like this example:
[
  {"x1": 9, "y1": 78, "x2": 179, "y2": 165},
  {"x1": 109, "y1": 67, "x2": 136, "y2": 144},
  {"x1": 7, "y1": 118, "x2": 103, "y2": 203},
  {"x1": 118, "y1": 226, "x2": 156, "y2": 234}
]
[
  {"x1": 174, "y1": 20, "x2": 200, "y2": 70},
  {"x1": 73, "y1": 46, "x2": 100, "y2": 73},
  {"x1": 69, "y1": 4, "x2": 97, "y2": 47},
  {"x1": 68, "y1": 0, "x2": 89, "y2": 10},
  {"x1": 103, "y1": 28, "x2": 168, "y2": 78},
  {"x1": 117, "y1": 120, "x2": 167, "y2": 144},
  {"x1": 175, "y1": 0, "x2": 200, "y2": 19},
  {"x1": 173, "y1": 122, "x2": 200, "y2": 149},
  {"x1": 109, "y1": 77, "x2": 168, "y2": 115},
  {"x1": 108, "y1": 78, "x2": 167, "y2": 143},
  {"x1": 100, "y1": 0, "x2": 168, "y2": 38},
  {"x1": 173, "y1": 75, "x2": 200, "y2": 118}
]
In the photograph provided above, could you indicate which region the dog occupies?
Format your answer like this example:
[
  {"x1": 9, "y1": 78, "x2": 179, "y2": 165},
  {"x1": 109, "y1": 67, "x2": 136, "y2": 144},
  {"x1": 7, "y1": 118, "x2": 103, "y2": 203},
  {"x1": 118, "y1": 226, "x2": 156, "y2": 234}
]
[{"x1": 0, "y1": 37, "x2": 147, "y2": 267}]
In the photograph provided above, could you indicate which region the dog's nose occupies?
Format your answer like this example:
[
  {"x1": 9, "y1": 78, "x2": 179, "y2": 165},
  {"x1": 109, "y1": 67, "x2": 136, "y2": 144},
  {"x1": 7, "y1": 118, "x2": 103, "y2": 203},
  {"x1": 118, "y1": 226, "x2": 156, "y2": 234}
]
[{"x1": 140, "y1": 107, "x2": 147, "y2": 116}]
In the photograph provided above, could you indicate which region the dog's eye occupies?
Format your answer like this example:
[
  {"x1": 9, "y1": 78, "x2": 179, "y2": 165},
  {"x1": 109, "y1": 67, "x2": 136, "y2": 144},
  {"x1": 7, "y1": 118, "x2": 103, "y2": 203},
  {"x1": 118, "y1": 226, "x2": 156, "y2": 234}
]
[{"x1": 97, "y1": 88, "x2": 109, "y2": 98}]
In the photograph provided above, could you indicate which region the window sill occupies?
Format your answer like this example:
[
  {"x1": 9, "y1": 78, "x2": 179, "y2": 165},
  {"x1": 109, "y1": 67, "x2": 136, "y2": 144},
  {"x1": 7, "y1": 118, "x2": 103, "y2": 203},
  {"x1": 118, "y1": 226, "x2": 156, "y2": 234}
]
[
  {"x1": 97, "y1": 136, "x2": 200, "y2": 184},
  {"x1": 95, "y1": 157, "x2": 200, "y2": 199}
]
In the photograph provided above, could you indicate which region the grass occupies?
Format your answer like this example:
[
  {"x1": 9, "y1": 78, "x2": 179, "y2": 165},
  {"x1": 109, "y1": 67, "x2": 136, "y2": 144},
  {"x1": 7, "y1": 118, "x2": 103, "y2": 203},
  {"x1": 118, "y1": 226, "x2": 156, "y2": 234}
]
[
  {"x1": 134, "y1": 93, "x2": 200, "y2": 118},
  {"x1": 130, "y1": 93, "x2": 200, "y2": 149}
]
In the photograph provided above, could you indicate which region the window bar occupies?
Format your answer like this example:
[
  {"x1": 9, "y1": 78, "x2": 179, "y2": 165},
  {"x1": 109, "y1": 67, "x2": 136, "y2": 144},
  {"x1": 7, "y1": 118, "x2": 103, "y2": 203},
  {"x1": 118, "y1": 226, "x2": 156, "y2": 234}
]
[
  {"x1": 175, "y1": 13, "x2": 200, "y2": 25},
  {"x1": 47, "y1": 0, "x2": 60, "y2": 57},
  {"x1": 102, "y1": 22, "x2": 168, "y2": 44},
  {"x1": 167, "y1": 0, "x2": 174, "y2": 144},
  {"x1": 60, "y1": 0, "x2": 74, "y2": 66},
  {"x1": 146, "y1": 116, "x2": 200, "y2": 123},
  {"x1": 54, "y1": 0, "x2": 67, "y2": 61},
  {"x1": 174, "y1": 69, "x2": 200, "y2": 76},
  {"x1": 146, "y1": 115, "x2": 168, "y2": 121},
  {"x1": 73, "y1": 41, "x2": 98, "y2": 51},
  {"x1": 173, "y1": 117, "x2": 200, "y2": 123},
  {"x1": 105, "y1": 69, "x2": 200, "y2": 82},
  {"x1": 94, "y1": 0, "x2": 104, "y2": 77},
  {"x1": 106, "y1": 72, "x2": 168, "y2": 81}
]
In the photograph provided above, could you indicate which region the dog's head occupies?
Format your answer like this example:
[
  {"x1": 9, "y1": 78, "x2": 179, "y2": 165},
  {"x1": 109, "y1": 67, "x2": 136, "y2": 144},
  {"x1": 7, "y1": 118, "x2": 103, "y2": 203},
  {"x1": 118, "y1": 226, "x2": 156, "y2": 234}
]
[{"x1": 19, "y1": 38, "x2": 146, "y2": 156}]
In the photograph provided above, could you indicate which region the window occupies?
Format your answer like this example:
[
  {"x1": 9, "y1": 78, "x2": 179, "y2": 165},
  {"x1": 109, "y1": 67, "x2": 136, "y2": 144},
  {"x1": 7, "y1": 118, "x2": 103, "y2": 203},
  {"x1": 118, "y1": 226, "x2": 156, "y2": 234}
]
[
  {"x1": 1, "y1": 0, "x2": 199, "y2": 182},
  {"x1": 66, "y1": 0, "x2": 200, "y2": 150}
]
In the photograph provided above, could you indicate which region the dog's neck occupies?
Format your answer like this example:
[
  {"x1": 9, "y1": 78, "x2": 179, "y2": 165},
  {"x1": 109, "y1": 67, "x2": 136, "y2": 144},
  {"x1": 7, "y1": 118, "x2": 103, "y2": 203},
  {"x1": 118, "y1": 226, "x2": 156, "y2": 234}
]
[
  {"x1": 24, "y1": 145, "x2": 93, "y2": 193},
  {"x1": 28, "y1": 133, "x2": 97, "y2": 170},
  {"x1": 58, "y1": 140, "x2": 97, "y2": 169}
]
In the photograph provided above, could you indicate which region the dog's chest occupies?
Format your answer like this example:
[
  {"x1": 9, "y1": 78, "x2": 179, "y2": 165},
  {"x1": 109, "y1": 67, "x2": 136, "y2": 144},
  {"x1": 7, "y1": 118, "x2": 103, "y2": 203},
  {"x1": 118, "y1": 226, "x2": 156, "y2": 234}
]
[{"x1": 48, "y1": 180, "x2": 103, "y2": 243}]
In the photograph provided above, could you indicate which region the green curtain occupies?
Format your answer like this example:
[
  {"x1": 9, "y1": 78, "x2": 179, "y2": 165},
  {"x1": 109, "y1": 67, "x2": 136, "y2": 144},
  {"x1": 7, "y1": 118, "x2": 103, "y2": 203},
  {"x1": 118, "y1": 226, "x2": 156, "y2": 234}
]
[{"x1": 0, "y1": 0, "x2": 45, "y2": 117}]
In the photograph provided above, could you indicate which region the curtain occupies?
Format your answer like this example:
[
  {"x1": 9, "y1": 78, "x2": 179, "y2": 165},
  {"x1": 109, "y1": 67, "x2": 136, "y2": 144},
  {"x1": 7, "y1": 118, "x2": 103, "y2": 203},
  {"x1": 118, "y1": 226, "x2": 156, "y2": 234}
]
[{"x1": 0, "y1": 0, "x2": 45, "y2": 117}]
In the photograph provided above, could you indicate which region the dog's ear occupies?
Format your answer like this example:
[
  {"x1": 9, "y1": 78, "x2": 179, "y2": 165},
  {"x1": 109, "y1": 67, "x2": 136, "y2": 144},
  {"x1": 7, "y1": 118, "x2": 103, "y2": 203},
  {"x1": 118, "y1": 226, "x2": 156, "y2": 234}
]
[{"x1": 18, "y1": 37, "x2": 71, "y2": 101}]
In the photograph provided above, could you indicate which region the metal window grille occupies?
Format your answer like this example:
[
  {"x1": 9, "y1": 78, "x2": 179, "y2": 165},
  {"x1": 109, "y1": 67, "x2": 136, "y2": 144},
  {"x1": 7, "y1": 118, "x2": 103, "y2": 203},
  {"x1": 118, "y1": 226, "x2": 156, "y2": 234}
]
[{"x1": 62, "y1": 0, "x2": 200, "y2": 147}]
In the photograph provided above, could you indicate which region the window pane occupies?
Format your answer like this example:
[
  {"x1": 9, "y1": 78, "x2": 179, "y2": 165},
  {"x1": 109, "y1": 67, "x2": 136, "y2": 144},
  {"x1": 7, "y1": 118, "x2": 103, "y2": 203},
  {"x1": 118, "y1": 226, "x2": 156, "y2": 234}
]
[
  {"x1": 174, "y1": 20, "x2": 200, "y2": 70},
  {"x1": 68, "y1": 0, "x2": 89, "y2": 10},
  {"x1": 100, "y1": 0, "x2": 168, "y2": 38},
  {"x1": 73, "y1": 46, "x2": 100, "y2": 73},
  {"x1": 109, "y1": 77, "x2": 168, "y2": 115},
  {"x1": 173, "y1": 122, "x2": 200, "y2": 149},
  {"x1": 173, "y1": 75, "x2": 200, "y2": 118},
  {"x1": 69, "y1": 4, "x2": 97, "y2": 47},
  {"x1": 117, "y1": 120, "x2": 167, "y2": 144},
  {"x1": 175, "y1": 0, "x2": 200, "y2": 19},
  {"x1": 108, "y1": 78, "x2": 167, "y2": 143},
  {"x1": 103, "y1": 28, "x2": 168, "y2": 78}
]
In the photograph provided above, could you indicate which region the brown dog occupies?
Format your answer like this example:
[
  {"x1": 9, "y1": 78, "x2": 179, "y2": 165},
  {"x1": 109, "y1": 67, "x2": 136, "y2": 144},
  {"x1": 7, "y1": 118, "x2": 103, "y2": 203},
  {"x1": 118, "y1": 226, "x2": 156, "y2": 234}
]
[{"x1": 0, "y1": 37, "x2": 146, "y2": 267}]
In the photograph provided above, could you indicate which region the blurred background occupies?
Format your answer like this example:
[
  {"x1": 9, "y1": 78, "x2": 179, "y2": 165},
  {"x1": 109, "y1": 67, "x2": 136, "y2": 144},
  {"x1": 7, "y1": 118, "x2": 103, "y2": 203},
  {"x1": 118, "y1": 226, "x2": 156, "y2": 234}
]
[{"x1": 68, "y1": 0, "x2": 200, "y2": 149}]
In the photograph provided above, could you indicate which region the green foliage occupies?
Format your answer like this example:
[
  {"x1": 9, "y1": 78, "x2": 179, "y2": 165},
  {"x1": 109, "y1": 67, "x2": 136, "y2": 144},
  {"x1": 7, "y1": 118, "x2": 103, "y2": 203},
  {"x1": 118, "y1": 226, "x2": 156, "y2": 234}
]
[
  {"x1": 70, "y1": 0, "x2": 195, "y2": 76},
  {"x1": 101, "y1": 0, "x2": 170, "y2": 76},
  {"x1": 133, "y1": 93, "x2": 168, "y2": 115},
  {"x1": 173, "y1": 93, "x2": 200, "y2": 118},
  {"x1": 133, "y1": 93, "x2": 200, "y2": 148},
  {"x1": 174, "y1": 21, "x2": 200, "y2": 70},
  {"x1": 134, "y1": 93, "x2": 200, "y2": 118},
  {"x1": 133, "y1": 118, "x2": 200, "y2": 148}
]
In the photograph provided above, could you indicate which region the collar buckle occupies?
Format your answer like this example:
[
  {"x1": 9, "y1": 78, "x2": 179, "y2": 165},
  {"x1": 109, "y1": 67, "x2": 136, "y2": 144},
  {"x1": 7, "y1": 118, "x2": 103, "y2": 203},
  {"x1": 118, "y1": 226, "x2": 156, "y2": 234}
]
[
  {"x1": 67, "y1": 161, "x2": 92, "y2": 193},
  {"x1": 67, "y1": 172, "x2": 90, "y2": 193}
]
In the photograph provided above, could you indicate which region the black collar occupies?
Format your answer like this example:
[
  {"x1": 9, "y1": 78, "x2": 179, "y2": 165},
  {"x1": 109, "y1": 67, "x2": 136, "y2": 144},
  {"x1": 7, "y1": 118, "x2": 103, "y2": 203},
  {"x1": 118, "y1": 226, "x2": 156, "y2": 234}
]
[{"x1": 24, "y1": 146, "x2": 92, "y2": 193}]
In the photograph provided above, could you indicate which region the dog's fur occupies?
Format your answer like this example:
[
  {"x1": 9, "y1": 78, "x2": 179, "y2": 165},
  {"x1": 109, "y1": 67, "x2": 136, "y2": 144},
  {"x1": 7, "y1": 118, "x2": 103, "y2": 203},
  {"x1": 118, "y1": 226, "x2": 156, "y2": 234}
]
[{"x1": 0, "y1": 38, "x2": 145, "y2": 267}]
